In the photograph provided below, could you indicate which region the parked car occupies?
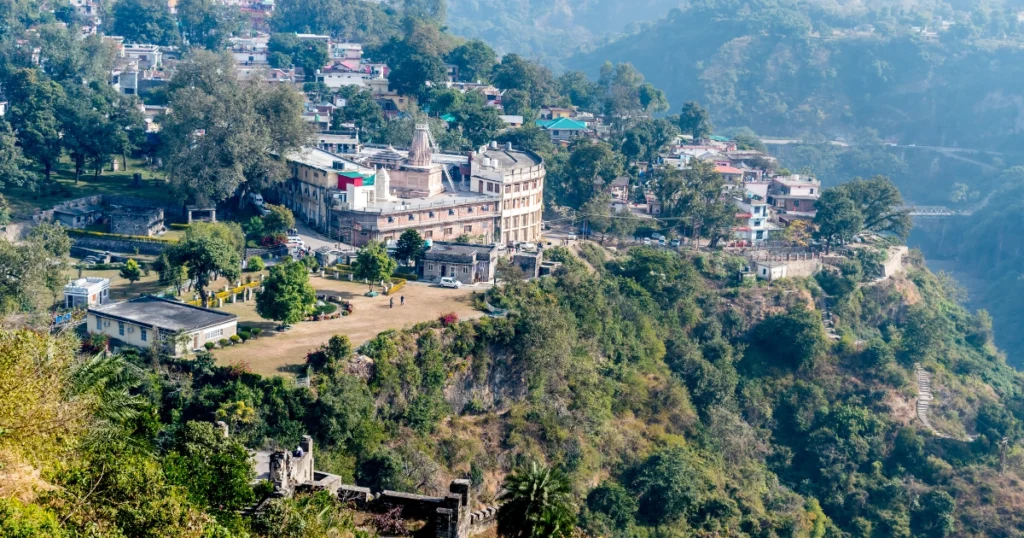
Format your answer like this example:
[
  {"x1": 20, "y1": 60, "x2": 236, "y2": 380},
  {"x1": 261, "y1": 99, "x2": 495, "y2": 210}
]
[
  {"x1": 287, "y1": 237, "x2": 304, "y2": 247},
  {"x1": 669, "y1": 239, "x2": 681, "y2": 248},
  {"x1": 642, "y1": 238, "x2": 652, "y2": 245},
  {"x1": 567, "y1": 233, "x2": 578, "y2": 241},
  {"x1": 658, "y1": 238, "x2": 667, "y2": 246},
  {"x1": 439, "y1": 277, "x2": 463, "y2": 289},
  {"x1": 651, "y1": 232, "x2": 663, "y2": 240}
]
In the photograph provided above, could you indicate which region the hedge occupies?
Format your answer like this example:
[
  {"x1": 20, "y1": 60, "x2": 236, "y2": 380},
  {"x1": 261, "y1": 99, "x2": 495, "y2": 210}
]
[
  {"x1": 66, "y1": 228, "x2": 176, "y2": 244},
  {"x1": 393, "y1": 271, "x2": 419, "y2": 281},
  {"x1": 169, "y1": 223, "x2": 191, "y2": 230}
]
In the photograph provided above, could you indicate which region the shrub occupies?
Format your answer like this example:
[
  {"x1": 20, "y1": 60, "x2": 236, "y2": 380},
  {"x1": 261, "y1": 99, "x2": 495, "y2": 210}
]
[
  {"x1": 393, "y1": 271, "x2": 419, "y2": 281},
  {"x1": 315, "y1": 304, "x2": 338, "y2": 316},
  {"x1": 238, "y1": 331, "x2": 251, "y2": 342},
  {"x1": 219, "y1": 338, "x2": 230, "y2": 347},
  {"x1": 82, "y1": 333, "x2": 109, "y2": 354},
  {"x1": 170, "y1": 223, "x2": 191, "y2": 230},
  {"x1": 204, "y1": 342, "x2": 216, "y2": 351},
  {"x1": 250, "y1": 327, "x2": 263, "y2": 338},
  {"x1": 247, "y1": 256, "x2": 265, "y2": 272},
  {"x1": 385, "y1": 278, "x2": 407, "y2": 295},
  {"x1": 230, "y1": 334, "x2": 241, "y2": 344},
  {"x1": 439, "y1": 312, "x2": 459, "y2": 327}
]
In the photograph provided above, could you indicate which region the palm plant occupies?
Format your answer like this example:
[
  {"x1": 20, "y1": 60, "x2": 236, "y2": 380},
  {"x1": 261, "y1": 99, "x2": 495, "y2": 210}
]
[{"x1": 497, "y1": 462, "x2": 577, "y2": 538}]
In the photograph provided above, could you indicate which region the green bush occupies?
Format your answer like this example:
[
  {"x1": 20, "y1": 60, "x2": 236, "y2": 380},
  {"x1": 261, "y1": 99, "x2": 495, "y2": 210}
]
[
  {"x1": 219, "y1": 338, "x2": 230, "y2": 347},
  {"x1": 250, "y1": 327, "x2": 263, "y2": 337},
  {"x1": 393, "y1": 271, "x2": 419, "y2": 281},
  {"x1": 238, "y1": 331, "x2": 251, "y2": 342},
  {"x1": 230, "y1": 334, "x2": 241, "y2": 344},
  {"x1": 204, "y1": 342, "x2": 215, "y2": 351},
  {"x1": 315, "y1": 304, "x2": 338, "y2": 316},
  {"x1": 170, "y1": 223, "x2": 191, "y2": 230},
  {"x1": 247, "y1": 256, "x2": 265, "y2": 272}
]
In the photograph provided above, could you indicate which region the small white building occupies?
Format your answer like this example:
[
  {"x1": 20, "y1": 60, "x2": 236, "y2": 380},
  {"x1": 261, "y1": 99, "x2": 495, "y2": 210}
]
[
  {"x1": 64, "y1": 277, "x2": 111, "y2": 309},
  {"x1": 88, "y1": 296, "x2": 238, "y2": 356},
  {"x1": 732, "y1": 195, "x2": 773, "y2": 244},
  {"x1": 755, "y1": 260, "x2": 788, "y2": 281}
]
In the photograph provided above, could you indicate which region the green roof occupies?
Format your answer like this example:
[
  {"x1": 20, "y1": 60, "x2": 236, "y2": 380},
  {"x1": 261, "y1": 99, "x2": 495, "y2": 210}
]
[
  {"x1": 440, "y1": 113, "x2": 456, "y2": 123},
  {"x1": 535, "y1": 118, "x2": 587, "y2": 130},
  {"x1": 339, "y1": 171, "x2": 375, "y2": 186},
  {"x1": 710, "y1": 135, "x2": 730, "y2": 142}
]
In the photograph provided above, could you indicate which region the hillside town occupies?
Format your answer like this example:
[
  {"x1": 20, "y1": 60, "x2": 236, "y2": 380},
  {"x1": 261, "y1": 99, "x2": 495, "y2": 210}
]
[{"x1": 2, "y1": 1, "x2": 987, "y2": 538}]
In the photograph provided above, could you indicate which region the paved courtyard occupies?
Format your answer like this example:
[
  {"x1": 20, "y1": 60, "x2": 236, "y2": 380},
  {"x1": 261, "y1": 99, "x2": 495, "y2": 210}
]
[{"x1": 213, "y1": 277, "x2": 485, "y2": 377}]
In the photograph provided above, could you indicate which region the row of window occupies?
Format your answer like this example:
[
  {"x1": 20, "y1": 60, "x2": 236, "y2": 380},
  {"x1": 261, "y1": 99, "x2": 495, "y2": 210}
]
[
  {"x1": 503, "y1": 211, "x2": 541, "y2": 230},
  {"x1": 385, "y1": 204, "x2": 492, "y2": 224},
  {"x1": 502, "y1": 179, "x2": 541, "y2": 194},
  {"x1": 101, "y1": 317, "x2": 148, "y2": 342},
  {"x1": 503, "y1": 194, "x2": 541, "y2": 210}
]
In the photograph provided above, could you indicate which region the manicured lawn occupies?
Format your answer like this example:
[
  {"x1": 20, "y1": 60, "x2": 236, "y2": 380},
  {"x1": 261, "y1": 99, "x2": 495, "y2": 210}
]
[{"x1": 6, "y1": 158, "x2": 174, "y2": 218}]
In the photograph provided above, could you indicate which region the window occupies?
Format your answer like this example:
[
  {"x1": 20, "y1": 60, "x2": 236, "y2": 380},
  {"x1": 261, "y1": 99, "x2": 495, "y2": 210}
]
[
  {"x1": 504, "y1": 185, "x2": 511, "y2": 194},
  {"x1": 444, "y1": 227, "x2": 453, "y2": 235},
  {"x1": 463, "y1": 267, "x2": 470, "y2": 274},
  {"x1": 428, "y1": 264, "x2": 434, "y2": 271},
  {"x1": 408, "y1": 214, "x2": 414, "y2": 221},
  {"x1": 140, "y1": 328, "x2": 148, "y2": 342},
  {"x1": 95, "y1": 316, "x2": 102, "y2": 330},
  {"x1": 515, "y1": 184, "x2": 520, "y2": 192},
  {"x1": 429, "y1": 211, "x2": 435, "y2": 218},
  {"x1": 467, "y1": 207, "x2": 473, "y2": 213},
  {"x1": 464, "y1": 225, "x2": 472, "y2": 232},
  {"x1": 387, "y1": 216, "x2": 394, "y2": 223},
  {"x1": 809, "y1": 188, "x2": 815, "y2": 194},
  {"x1": 205, "y1": 328, "x2": 223, "y2": 340},
  {"x1": 793, "y1": 200, "x2": 800, "y2": 207},
  {"x1": 448, "y1": 209, "x2": 455, "y2": 215},
  {"x1": 483, "y1": 205, "x2": 489, "y2": 211},
  {"x1": 118, "y1": 322, "x2": 124, "y2": 336},
  {"x1": 425, "y1": 231, "x2": 433, "y2": 238}
]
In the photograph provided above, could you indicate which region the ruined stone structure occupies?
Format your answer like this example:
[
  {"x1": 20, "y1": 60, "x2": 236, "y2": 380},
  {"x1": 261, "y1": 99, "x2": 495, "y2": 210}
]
[{"x1": 110, "y1": 207, "x2": 164, "y2": 236}]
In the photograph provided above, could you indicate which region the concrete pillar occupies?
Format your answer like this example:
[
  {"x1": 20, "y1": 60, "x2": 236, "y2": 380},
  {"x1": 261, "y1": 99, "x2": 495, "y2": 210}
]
[{"x1": 216, "y1": 297, "x2": 223, "y2": 308}]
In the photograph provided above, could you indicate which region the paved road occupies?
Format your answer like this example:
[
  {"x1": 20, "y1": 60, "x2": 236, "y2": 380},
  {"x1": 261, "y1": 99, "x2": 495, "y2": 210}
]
[{"x1": 294, "y1": 221, "x2": 350, "y2": 251}]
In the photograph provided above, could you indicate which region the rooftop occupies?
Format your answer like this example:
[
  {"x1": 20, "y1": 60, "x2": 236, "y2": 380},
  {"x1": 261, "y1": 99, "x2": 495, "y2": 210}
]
[
  {"x1": 358, "y1": 188, "x2": 498, "y2": 214},
  {"x1": 89, "y1": 296, "x2": 237, "y2": 332},
  {"x1": 476, "y1": 144, "x2": 543, "y2": 170},
  {"x1": 65, "y1": 277, "x2": 109, "y2": 293},
  {"x1": 535, "y1": 118, "x2": 587, "y2": 131},
  {"x1": 423, "y1": 242, "x2": 497, "y2": 263},
  {"x1": 286, "y1": 147, "x2": 369, "y2": 174}
]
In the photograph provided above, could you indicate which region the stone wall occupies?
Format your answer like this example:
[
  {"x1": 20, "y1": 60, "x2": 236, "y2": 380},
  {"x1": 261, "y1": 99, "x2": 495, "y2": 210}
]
[
  {"x1": 71, "y1": 237, "x2": 169, "y2": 256},
  {"x1": 110, "y1": 208, "x2": 165, "y2": 236}
]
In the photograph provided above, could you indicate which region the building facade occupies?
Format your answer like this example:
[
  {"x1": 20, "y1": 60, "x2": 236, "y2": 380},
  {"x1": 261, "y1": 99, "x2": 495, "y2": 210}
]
[
  {"x1": 64, "y1": 277, "x2": 110, "y2": 308},
  {"x1": 469, "y1": 142, "x2": 545, "y2": 244},
  {"x1": 88, "y1": 296, "x2": 238, "y2": 355}
]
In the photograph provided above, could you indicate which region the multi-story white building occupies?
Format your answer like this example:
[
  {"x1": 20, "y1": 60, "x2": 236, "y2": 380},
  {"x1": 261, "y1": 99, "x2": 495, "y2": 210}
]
[
  {"x1": 469, "y1": 142, "x2": 545, "y2": 244},
  {"x1": 733, "y1": 194, "x2": 773, "y2": 244}
]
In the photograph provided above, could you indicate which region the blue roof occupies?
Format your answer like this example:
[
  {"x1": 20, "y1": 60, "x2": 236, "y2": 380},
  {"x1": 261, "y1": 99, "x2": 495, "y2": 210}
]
[{"x1": 535, "y1": 118, "x2": 587, "y2": 130}]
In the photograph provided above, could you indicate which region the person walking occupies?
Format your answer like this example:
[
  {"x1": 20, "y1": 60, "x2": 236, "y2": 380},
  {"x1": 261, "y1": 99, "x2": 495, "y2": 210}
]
[
  {"x1": 400, "y1": 295, "x2": 405, "y2": 306},
  {"x1": 389, "y1": 297, "x2": 394, "y2": 308}
]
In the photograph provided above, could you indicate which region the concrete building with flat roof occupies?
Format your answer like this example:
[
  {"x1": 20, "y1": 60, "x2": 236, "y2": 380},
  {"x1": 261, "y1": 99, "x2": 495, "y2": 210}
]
[
  {"x1": 64, "y1": 277, "x2": 110, "y2": 308},
  {"x1": 420, "y1": 242, "x2": 499, "y2": 283},
  {"x1": 88, "y1": 296, "x2": 238, "y2": 356}
]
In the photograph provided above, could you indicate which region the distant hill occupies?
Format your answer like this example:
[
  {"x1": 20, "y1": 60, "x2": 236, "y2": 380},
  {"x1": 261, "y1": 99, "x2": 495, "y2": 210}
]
[
  {"x1": 445, "y1": 0, "x2": 682, "y2": 70},
  {"x1": 569, "y1": 1, "x2": 1024, "y2": 149}
]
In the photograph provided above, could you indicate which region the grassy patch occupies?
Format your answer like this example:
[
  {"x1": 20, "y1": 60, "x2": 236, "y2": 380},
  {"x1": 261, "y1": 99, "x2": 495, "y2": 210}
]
[{"x1": 6, "y1": 158, "x2": 173, "y2": 218}]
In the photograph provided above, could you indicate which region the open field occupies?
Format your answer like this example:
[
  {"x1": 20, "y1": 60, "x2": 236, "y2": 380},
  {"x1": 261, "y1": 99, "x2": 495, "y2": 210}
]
[
  {"x1": 5, "y1": 158, "x2": 171, "y2": 218},
  {"x1": 213, "y1": 278, "x2": 486, "y2": 378}
]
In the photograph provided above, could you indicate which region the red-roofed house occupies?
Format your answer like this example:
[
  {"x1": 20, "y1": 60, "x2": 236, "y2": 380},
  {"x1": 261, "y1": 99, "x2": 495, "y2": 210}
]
[{"x1": 714, "y1": 162, "x2": 744, "y2": 183}]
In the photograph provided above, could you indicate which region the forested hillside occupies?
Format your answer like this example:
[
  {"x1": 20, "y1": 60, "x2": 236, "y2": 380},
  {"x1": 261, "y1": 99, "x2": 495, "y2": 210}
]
[
  {"x1": 570, "y1": 0, "x2": 1024, "y2": 148},
  {"x1": 445, "y1": 0, "x2": 680, "y2": 70},
  {"x1": 9, "y1": 243, "x2": 1024, "y2": 537}
]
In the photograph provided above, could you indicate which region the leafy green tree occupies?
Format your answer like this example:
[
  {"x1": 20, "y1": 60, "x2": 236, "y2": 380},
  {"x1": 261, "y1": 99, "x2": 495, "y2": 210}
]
[
  {"x1": 548, "y1": 139, "x2": 622, "y2": 208},
  {"x1": 296, "y1": 40, "x2": 330, "y2": 78},
  {"x1": 813, "y1": 189, "x2": 863, "y2": 251},
  {"x1": 454, "y1": 102, "x2": 506, "y2": 146},
  {"x1": 586, "y1": 481, "x2": 637, "y2": 531},
  {"x1": 119, "y1": 259, "x2": 142, "y2": 288},
  {"x1": 447, "y1": 39, "x2": 496, "y2": 82},
  {"x1": 263, "y1": 204, "x2": 295, "y2": 234},
  {"x1": 838, "y1": 176, "x2": 912, "y2": 240},
  {"x1": 353, "y1": 241, "x2": 397, "y2": 291},
  {"x1": 162, "y1": 421, "x2": 254, "y2": 511},
  {"x1": 493, "y1": 54, "x2": 556, "y2": 107},
  {"x1": 752, "y1": 306, "x2": 829, "y2": 370},
  {"x1": 637, "y1": 83, "x2": 669, "y2": 114},
  {"x1": 497, "y1": 463, "x2": 577, "y2": 538},
  {"x1": 394, "y1": 229, "x2": 426, "y2": 266},
  {"x1": 496, "y1": 125, "x2": 555, "y2": 155},
  {"x1": 28, "y1": 223, "x2": 72, "y2": 308},
  {"x1": 0, "y1": 120, "x2": 29, "y2": 189},
  {"x1": 177, "y1": 0, "x2": 238, "y2": 50},
  {"x1": 403, "y1": 0, "x2": 446, "y2": 22},
  {"x1": 657, "y1": 159, "x2": 734, "y2": 246},
  {"x1": 557, "y1": 71, "x2": 602, "y2": 111},
  {"x1": 501, "y1": 89, "x2": 532, "y2": 117},
  {"x1": 389, "y1": 53, "x2": 447, "y2": 102},
  {"x1": 331, "y1": 88, "x2": 386, "y2": 139},
  {"x1": 911, "y1": 490, "x2": 956, "y2": 538},
  {"x1": 162, "y1": 50, "x2": 310, "y2": 205},
  {"x1": 678, "y1": 101, "x2": 713, "y2": 139},
  {"x1": 111, "y1": 0, "x2": 180, "y2": 46},
  {"x1": 629, "y1": 447, "x2": 713, "y2": 527},
  {"x1": 167, "y1": 235, "x2": 242, "y2": 303},
  {"x1": 256, "y1": 259, "x2": 316, "y2": 325},
  {"x1": 4, "y1": 68, "x2": 65, "y2": 182}
]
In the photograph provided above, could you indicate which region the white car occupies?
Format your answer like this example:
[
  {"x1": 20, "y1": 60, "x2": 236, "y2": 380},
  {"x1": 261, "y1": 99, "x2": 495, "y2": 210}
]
[
  {"x1": 567, "y1": 233, "x2": 578, "y2": 241},
  {"x1": 439, "y1": 277, "x2": 463, "y2": 289},
  {"x1": 642, "y1": 238, "x2": 652, "y2": 245}
]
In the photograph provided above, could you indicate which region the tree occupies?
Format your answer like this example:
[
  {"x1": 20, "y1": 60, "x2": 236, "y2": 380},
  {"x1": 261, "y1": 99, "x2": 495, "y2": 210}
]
[
  {"x1": 678, "y1": 101, "x2": 713, "y2": 140},
  {"x1": 911, "y1": 490, "x2": 956, "y2": 538},
  {"x1": 586, "y1": 481, "x2": 637, "y2": 531},
  {"x1": 637, "y1": 83, "x2": 669, "y2": 114},
  {"x1": 657, "y1": 160, "x2": 734, "y2": 246},
  {"x1": 838, "y1": 176, "x2": 912, "y2": 240},
  {"x1": 296, "y1": 41, "x2": 330, "y2": 78},
  {"x1": 177, "y1": 0, "x2": 239, "y2": 50},
  {"x1": 558, "y1": 71, "x2": 602, "y2": 111},
  {"x1": 4, "y1": 68, "x2": 65, "y2": 182},
  {"x1": 447, "y1": 39, "x2": 495, "y2": 82},
  {"x1": 497, "y1": 463, "x2": 577, "y2": 538},
  {"x1": 580, "y1": 193, "x2": 612, "y2": 238},
  {"x1": 501, "y1": 89, "x2": 532, "y2": 117},
  {"x1": 496, "y1": 125, "x2": 555, "y2": 155},
  {"x1": 394, "y1": 229, "x2": 426, "y2": 266},
  {"x1": 119, "y1": 259, "x2": 142, "y2": 287},
  {"x1": 332, "y1": 88, "x2": 386, "y2": 139},
  {"x1": 752, "y1": 306, "x2": 829, "y2": 370},
  {"x1": 403, "y1": 0, "x2": 446, "y2": 22},
  {"x1": 454, "y1": 103, "x2": 506, "y2": 146},
  {"x1": 814, "y1": 189, "x2": 863, "y2": 251},
  {"x1": 493, "y1": 54, "x2": 556, "y2": 107},
  {"x1": 262, "y1": 204, "x2": 295, "y2": 234},
  {"x1": 162, "y1": 421, "x2": 254, "y2": 511},
  {"x1": 389, "y1": 53, "x2": 447, "y2": 102},
  {"x1": 629, "y1": 447, "x2": 713, "y2": 527},
  {"x1": 111, "y1": 0, "x2": 180, "y2": 46},
  {"x1": 28, "y1": 223, "x2": 72, "y2": 307},
  {"x1": 162, "y1": 50, "x2": 311, "y2": 205},
  {"x1": 548, "y1": 139, "x2": 622, "y2": 208},
  {"x1": 307, "y1": 334, "x2": 352, "y2": 375},
  {"x1": 353, "y1": 241, "x2": 397, "y2": 291},
  {"x1": 0, "y1": 120, "x2": 29, "y2": 189},
  {"x1": 256, "y1": 259, "x2": 316, "y2": 325},
  {"x1": 167, "y1": 235, "x2": 241, "y2": 303}
]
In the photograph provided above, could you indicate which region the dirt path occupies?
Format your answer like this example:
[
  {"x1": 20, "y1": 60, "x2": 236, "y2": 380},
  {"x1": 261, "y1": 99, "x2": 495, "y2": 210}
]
[{"x1": 213, "y1": 278, "x2": 486, "y2": 377}]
